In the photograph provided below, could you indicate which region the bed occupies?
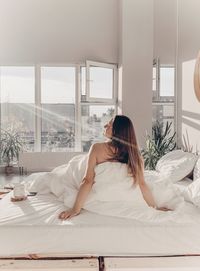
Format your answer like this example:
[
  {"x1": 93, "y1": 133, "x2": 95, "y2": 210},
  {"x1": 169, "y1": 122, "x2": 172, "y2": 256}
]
[
  {"x1": 1, "y1": 150, "x2": 200, "y2": 260},
  {"x1": 1, "y1": 178, "x2": 200, "y2": 258}
]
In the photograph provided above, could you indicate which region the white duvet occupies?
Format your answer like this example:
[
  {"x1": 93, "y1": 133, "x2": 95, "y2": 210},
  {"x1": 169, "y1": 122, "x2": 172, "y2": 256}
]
[{"x1": 21, "y1": 154, "x2": 200, "y2": 224}]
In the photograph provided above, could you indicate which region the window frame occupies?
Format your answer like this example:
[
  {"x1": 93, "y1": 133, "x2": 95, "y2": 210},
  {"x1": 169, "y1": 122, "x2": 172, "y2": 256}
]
[
  {"x1": 86, "y1": 60, "x2": 118, "y2": 104},
  {"x1": 0, "y1": 62, "x2": 118, "y2": 153},
  {"x1": 36, "y1": 63, "x2": 79, "y2": 152},
  {"x1": 152, "y1": 58, "x2": 177, "y2": 137},
  {"x1": 153, "y1": 59, "x2": 175, "y2": 102}
]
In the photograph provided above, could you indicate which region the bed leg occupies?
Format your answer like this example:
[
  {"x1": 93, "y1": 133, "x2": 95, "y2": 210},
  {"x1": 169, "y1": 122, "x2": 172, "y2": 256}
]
[{"x1": 98, "y1": 256, "x2": 104, "y2": 271}]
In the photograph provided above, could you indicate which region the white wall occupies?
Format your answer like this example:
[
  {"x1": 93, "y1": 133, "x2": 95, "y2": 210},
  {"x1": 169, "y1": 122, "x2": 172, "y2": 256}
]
[
  {"x1": 153, "y1": 0, "x2": 200, "y2": 153},
  {"x1": 2, "y1": 0, "x2": 200, "y2": 160},
  {"x1": 119, "y1": 0, "x2": 154, "y2": 147},
  {"x1": 18, "y1": 152, "x2": 84, "y2": 172},
  {"x1": 153, "y1": 0, "x2": 177, "y2": 64},
  {"x1": 0, "y1": 0, "x2": 154, "y2": 153},
  {"x1": 0, "y1": 0, "x2": 118, "y2": 64},
  {"x1": 177, "y1": 0, "x2": 200, "y2": 152}
]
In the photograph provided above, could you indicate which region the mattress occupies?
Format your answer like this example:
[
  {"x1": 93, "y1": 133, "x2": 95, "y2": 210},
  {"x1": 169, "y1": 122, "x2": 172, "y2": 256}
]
[{"x1": 1, "y1": 180, "x2": 200, "y2": 257}]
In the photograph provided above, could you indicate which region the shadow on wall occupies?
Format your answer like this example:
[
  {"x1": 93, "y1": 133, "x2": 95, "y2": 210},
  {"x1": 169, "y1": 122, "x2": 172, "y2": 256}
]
[
  {"x1": 182, "y1": 127, "x2": 198, "y2": 154},
  {"x1": 182, "y1": 110, "x2": 200, "y2": 154},
  {"x1": 182, "y1": 110, "x2": 200, "y2": 124},
  {"x1": 180, "y1": 57, "x2": 200, "y2": 154}
]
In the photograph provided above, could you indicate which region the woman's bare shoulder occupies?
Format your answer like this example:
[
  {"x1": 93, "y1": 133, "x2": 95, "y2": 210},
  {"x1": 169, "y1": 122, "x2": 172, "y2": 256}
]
[
  {"x1": 88, "y1": 143, "x2": 105, "y2": 156},
  {"x1": 90, "y1": 142, "x2": 115, "y2": 164},
  {"x1": 92, "y1": 142, "x2": 111, "y2": 151}
]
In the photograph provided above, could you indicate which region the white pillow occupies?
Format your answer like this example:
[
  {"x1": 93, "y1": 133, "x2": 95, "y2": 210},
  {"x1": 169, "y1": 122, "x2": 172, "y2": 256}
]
[
  {"x1": 155, "y1": 150, "x2": 197, "y2": 183},
  {"x1": 193, "y1": 156, "x2": 200, "y2": 181},
  {"x1": 182, "y1": 177, "x2": 200, "y2": 207}
]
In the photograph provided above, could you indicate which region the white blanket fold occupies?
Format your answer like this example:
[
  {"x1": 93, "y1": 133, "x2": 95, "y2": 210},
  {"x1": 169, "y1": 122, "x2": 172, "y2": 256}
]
[{"x1": 24, "y1": 154, "x2": 194, "y2": 223}]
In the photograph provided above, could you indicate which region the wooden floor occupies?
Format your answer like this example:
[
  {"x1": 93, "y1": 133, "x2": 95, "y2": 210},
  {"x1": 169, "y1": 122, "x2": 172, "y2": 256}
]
[
  {"x1": 0, "y1": 258, "x2": 98, "y2": 271},
  {"x1": 1, "y1": 256, "x2": 200, "y2": 271},
  {"x1": 104, "y1": 256, "x2": 200, "y2": 270}
]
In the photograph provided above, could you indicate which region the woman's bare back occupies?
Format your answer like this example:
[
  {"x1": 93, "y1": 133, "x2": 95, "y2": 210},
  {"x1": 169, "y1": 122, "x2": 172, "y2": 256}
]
[{"x1": 94, "y1": 142, "x2": 116, "y2": 165}]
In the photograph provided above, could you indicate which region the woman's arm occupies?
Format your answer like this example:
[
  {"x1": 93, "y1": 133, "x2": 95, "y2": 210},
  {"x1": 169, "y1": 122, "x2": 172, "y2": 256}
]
[
  {"x1": 59, "y1": 144, "x2": 97, "y2": 220},
  {"x1": 137, "y1": 162, "x2": 171, "y2": 211},
  {"x1": 138, "y1": 173, "x2": 157, "y2": 209}
]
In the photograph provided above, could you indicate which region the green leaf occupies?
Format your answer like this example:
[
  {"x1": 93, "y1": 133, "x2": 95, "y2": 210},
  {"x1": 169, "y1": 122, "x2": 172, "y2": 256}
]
[
  {"x1": 0, "y1": 128, "x2": 26, "y2": 165},
  {"x1": 142, "y1": 121, "x2": 176, "y2": 171}
]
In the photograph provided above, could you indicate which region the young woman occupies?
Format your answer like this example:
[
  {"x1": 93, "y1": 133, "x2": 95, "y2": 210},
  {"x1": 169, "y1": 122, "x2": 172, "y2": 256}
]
[{"x1": 59, "y1": 115, "x2": 169, "y2": 220}]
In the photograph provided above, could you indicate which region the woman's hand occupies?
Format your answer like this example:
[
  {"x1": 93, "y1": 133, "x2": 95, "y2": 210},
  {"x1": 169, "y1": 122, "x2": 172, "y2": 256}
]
[
  {"x1": 11, "y1": 196, "x2": 27, "y2": 202},
  {"x1": 156, "y1": 206, "x2": 172, "y2": 212},
  {"x1": 58, "y1": 208, "x2": 81, "y2": 220}
]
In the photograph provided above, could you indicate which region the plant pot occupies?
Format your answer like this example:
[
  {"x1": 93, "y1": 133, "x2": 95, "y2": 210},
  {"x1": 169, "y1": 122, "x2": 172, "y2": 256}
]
[{"x1": 5, "y1": 165, "x2": 14, "y2": 175}]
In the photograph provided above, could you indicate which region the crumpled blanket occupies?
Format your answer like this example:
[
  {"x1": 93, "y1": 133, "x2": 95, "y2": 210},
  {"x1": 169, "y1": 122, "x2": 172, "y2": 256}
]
[{"x1": 24, "y1": 154, "x2": 196, "y2": 224}]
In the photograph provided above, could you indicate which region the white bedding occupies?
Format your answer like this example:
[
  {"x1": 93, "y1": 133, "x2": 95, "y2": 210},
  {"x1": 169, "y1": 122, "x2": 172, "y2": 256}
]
[
  {"x1": 1, "y1": 190, "x2": 200, "y2": 257},
  {"x1": 1, "y1": 154, "x2": 200, "y2": 257},
  {"x1": 22, "y1": 154, "x2": 199, "y2": 224}
]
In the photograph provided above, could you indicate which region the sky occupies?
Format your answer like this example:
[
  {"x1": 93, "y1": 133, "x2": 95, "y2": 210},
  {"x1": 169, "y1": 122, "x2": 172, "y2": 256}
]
[{"x1": 0, "y1": 66, "x2": 113, "y2": 104}]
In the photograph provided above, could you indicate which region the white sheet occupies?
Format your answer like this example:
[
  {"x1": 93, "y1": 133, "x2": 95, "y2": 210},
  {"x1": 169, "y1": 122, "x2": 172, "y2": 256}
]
[
  {"x1": 1, "y1": 191, "x2": 200, "y2": 257},
  {"x1": 180, "y1": 177, "x2": 200, "y2": 207},
  {"x1": 1, "y1": 156, "x2": 200, "y2": 257},
  {"x1": 23, "y1": 154, "x2": 196, "y2": 224}
]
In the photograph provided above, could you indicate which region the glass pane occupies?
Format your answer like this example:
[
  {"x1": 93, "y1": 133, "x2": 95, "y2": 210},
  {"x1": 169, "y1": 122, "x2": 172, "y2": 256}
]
[
  {"x1": 152, "y1": 79, "x2": 156, "y2": 92},
  {"x1": 41, "y1": 104, "x2": 75, "y2": 152},
  {"x1": 152, "y1": 103, "x2": 175, "y2": 136},
  {"x1": 0, "y1": 67, "x2": 35, "y2": 152},
  {"x1": 89, "y1": 66, "x2": 113, "y2": 99},
  {"x1": 152, "y1": 66, "x2": 157, "y2": 80},
  {"x1": 41, "y1": 67, "x2": 76, "y2": 152},
  {"x1": 0, "y1": 66, "x2": 34, "y2": 103},
  {"x1": 41, "y1": 67, "x2": 75, "y2": 103},
  {"x1": 81, "y1": 67, "x2": 86, "y2": 96},
  {"x1": 160, "y1": 67, "x2": 175, "y2": 97},
  {"x1": 81, "y1": 105, "x2": 115, "y2": 152},
  {"x1": 152, "y1": 66, "x2": 157, "y2": 100}
]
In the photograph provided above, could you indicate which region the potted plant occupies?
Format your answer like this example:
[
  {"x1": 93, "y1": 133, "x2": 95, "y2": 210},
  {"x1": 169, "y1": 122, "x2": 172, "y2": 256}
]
[
  {"x1": 141, "y1": 121, "x2": 176, "y2": 170},
  {"x1": 0, "y1": 128, "x2": 25, "y2": 175}
]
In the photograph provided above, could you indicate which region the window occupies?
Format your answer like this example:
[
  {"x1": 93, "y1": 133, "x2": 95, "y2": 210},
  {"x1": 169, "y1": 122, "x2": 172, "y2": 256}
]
[
  {"x1": 41, "y1": 67, "x2": 76, "y2": 151},
  {"x1": 160, "y1": 67, "x2": 175, "y2": 98},
  {"x1": 0, "y1": 66, "x2": 35, "y2": 151},
  {"x1": 86, "y1": 61, "x2": 115, "y2": 101},
  {"x1": 152, "y1": 64, "x2": 157, "y2": 100},
  {"x1": 152, "y1": 103, "x2": 175, "y2": 135},
  {"x1": 152, "y1": 59, "x2": 175, "y2": 134},
  {"x1": 0, "y1": 62, "x2": 117, "y2": 156},
  {"x1": 81, "y1": 61, "x2": 117, "y2": 151},
  {"x1": 81, "y1": 105, "x2": 115, "y2": 152}
]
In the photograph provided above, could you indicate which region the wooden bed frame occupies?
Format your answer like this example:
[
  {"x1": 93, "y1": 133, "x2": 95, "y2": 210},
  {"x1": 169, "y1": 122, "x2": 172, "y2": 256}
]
[
  {"x1": 1, "y1": 255, "x2": 200, "y2": 270},
  {"x1": 2, "y1": 153, "x2": 200, "y2": 269}
]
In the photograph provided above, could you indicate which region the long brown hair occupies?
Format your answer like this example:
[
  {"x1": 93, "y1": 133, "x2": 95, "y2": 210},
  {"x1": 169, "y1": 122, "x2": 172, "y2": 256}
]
[{"x1": 109, "y1": 115, "x2": 143, "y2": 184}]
